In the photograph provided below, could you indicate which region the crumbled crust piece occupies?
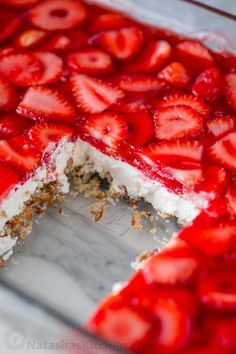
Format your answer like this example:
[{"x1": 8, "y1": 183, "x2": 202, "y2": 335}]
[
  {"x1": 137, "y1": 250, "x2": 153, "y2": 263},
  {"x1": 90, "y1": 201, "x2": 106, "y2": 222},
  {"x1": 149, "y1": 227, "x2": 157, "y2": 235},
  {"x1": 0, "y1": 258, "x2": 5, "y2": 268},
  {"x1": 131, "y1": 210, "x2": 152, "y2": 231},
  {"x1": 127, "y1": 198, "x2": 139, "y2": 208},
  {"x1": 2, "y1": 182, "x2": 64, "y2": 240},
  {"x1": 69, "y1": 164, "x2": 123, "y2": 221}
]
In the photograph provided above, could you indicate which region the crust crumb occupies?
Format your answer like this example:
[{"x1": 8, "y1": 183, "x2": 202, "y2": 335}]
[
  {"x1": 90, "y1": 202, "x2": 106, "y2": 222},
  {"x1": 131, "y1": 210, "x2": 151, "y2": 231},
  {"x1": 137, "y1": 250, "x2": 152, "y2": 263},
  {"x1": 128, "y1": 198, "x2": 139, "y2": 208},
  {"x1": 2, "y1": 182, "x2": 64, "y2": 240},
  {"x1": 149, "y1": 227, "x2": 157, "y2": 235},
  {"x1": 11, "y1": 258, "x2": 18, "y2": 266}
]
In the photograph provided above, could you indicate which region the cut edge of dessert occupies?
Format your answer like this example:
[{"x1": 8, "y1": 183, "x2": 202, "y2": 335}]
[
  {"x1": 0, "y1": 135, "x2": 208, "y2": 262},
  {"x1": 0, "y1": 0, "x2": 236, "y2": 353}
]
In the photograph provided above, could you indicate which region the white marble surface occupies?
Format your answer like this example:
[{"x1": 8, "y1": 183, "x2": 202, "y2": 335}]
[
  {"x1": 0, "y1": 193, "x2": 176, "y2": 354},
  {"x1": 0, "y1": 194, "x2": 176, "y2": 322}
]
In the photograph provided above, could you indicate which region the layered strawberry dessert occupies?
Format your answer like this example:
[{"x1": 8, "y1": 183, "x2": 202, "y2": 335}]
[{"x1": 0, "y1": 0, "x2": 236, "y2": 352}]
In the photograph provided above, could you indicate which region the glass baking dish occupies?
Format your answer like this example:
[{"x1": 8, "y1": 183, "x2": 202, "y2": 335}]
[{"x1": 0, "y1": 1, "x2": 235, "y2": 353}]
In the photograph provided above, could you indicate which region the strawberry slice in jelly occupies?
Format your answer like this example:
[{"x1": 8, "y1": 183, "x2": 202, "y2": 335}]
[
  {"x1": 29, "y1": 0, "x2": 87, "y2": 31},
  {"x1": 28, "y1": 123, "x2": 74, "y2": 152},
  {"x1": 0, "y1": 54, "x2": 43, "y2": 87},
  {"x1": 17, "y1": 86, "x2": 76, "y2": 122},
  {"x1": 88, "y1": 296, "x2": 152, "y2": 351},
  {"x1": 198, "y1": 270, "x2": 236, "y2": 311},
  {"x1": 158, "y1": 62, "x2": 190, "y2": 88},
  {"x1": 0, "y1": 114, "x2": 32, "y2": 138},
  {"x1": 209, "y1": 132, "x2": 236, "y2": 173},
  {"x1": 154, "y1": 105, "x2": 203, "y2": 140},
  {"x1": 125, "y1": 112, "x2": 154, "y2": 147},
  {"x1": 91, "y1": 27, "x2": 144, "y2": 61},
  {"x1": 71, "y1": 74, "x2": 124, "y2": 114},
  {"x1": 0, "y1": 162, "x2": 20, "y2": 200},
  {"x1": 125, "y1": 40, "x2": 172, "y2": 73},
  {"x1": 0, "y1": 136, "x2": 41, "y2": 172},
  {"x1": 84, "y1": 112, "x2": 128, "y2": 149}
]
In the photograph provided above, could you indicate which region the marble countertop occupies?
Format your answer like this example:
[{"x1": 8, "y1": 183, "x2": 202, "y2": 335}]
[
  {"x1": 0, "y1": 193, "x2": 176, "y2": 354},
  {"x1": 0, "y1": 194, "x2": 176, "y2": 322}
]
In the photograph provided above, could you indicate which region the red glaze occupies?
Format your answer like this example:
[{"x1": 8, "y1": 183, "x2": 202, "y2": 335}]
[
  {"x1": 0, "y1": 2, "x2": 236, "y2": 353},
  {"x1": 1, "y1": 0, "x2": 235, "y2": 199}
]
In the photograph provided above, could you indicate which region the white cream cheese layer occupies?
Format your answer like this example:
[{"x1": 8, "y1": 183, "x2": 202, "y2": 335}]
[
  {"x1": 0, "y1": 137, "x2": 209, "y2": 259},
  {"x1": 74, "y1": 139, "x2": 208, "y2": 225}
]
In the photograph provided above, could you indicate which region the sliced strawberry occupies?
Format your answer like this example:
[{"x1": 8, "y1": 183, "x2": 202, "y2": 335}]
[
  {"x1": 46, "y1": 35, "x2": 72, "y2": 51},
  {"x1": 154, "y1": 105, "x2": 203, "y2": 140},
  {"x1": 0, "y1": 11, "x2": 23, "y2": 42},
  {"x1": 181, "y1": 223, "x2": 236, "y2": 257},
  {"x1": 67, "y1": 49, "x2": 113, "y2": 75},
  {"x1": 135, "y1": 288, "x2": 193, "y2": 351},
  {"x1": 139, "y1": 140, "x2": 203, "y2": 187},
  {"x1": 159, "y1": 93, "x2": 209, "y2": 117},
  {"x1": 140, "y1": 140, "x2": 203, "y2": 169},
  {"x1": 15, "y1": 29, "x2": 47, "y2": 49},
  {"x1": 0, "y1": 77, "x2": 16, "y2": 111},
  {"x1": 17, "y1": 86, "x2": 76, "y2": 122},
  {"x1": 0, "y1": 114, "x2": 32, "y2": 138},
  {"x1": 170, "y1": 167, "x2": 203, "y2": 189},
  {"x1": 0, "y1": 162, "x2": 20, "y2": 200},
  {"x1": 89, "y1": 297, "x2": 151, "y2": 350},
  {"x1": 71, "y1": 73, "x2": 124, "y2": 114},
  {"x1": 143, "y1": 252, "x2": 199, "y2": 285},
  {"x1": 209, "y1": 317, "x2": 236, "y2": 349},
  {"x1": 41, "y1": 30, "x2": 88, "y2": 52},
  {"x1": 34, "y1": 52, "x2": 63, "y2": 85},
  {"x1": 134, "y1": 286, "x2": 196, "y2": 317},
  {"x1": 30, "y1": 0, "x2": 87, "y2": 31},
  {"x1": 0, "y1": 49, "x2": 15, "y2": 59},
  {"x1": 125, "y1": 112, "x2": 154, "y2": 147},
  {"x1": 175, "y1": 40, "x2": 214, "y2": 71},
  {"x1": 126, "y1": 40, "x2": 172, "y2": 73},
  {"x1": 84, "y1": 112, "x2": 128, "y2": 149},
  {"x1": 28, "y1": 123, "x2": 73, "y2": 151},
  {"x1": 216, "y1": 51, "x2": 236, "y2": 73},
  {"x1": 207, "y1": 116, "x2": 235, "y2": 137},
  {"x1": 118, "y1": 75, "x2": 165, "y2": 92},
  {"x1": 0, "y1": 54, "x2": 43, "y2": 87},
  {"x1": 92, "y1": 27, "x2": 143, "y2": 61},
  {"x1": 2, "y1": 0, "x2": 39, "y2": 6},
  {"x1": 153, "y1": 296, "x2": 192, "y2": 351},
  {"x1": 208, "y1": 132, "x2": 236, "y2": 172},
  {"x1": 162, "y1": 237, "x2": 199, "y2": 259},
  {"x1": 158, "y1": 62, "x2": 190, "y2": 87},
  {"x1": 225, "y1": 73, "x2": 236, "y2": 111},
  {"x1": 0, "y1": 136, "x2": 40, "y2": 171},
  {"x1": 196, "y1": 165, "x2": 228, "y2": 196},
  {"x1": 192, "y1": 67, "x2": 223, "y2": 101},
  {"x1": 226, "y1": 185, "x2": 236, "y2": 216},
  {"x1": 88, "y1": 12, "x2": 131, "y2": 33},
  {"x1": 112, "y1": 95, "x2": 151, "y2": 113},
  {"x1": 198, "y1": 270, "x2": 236, "y2": 311}
]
